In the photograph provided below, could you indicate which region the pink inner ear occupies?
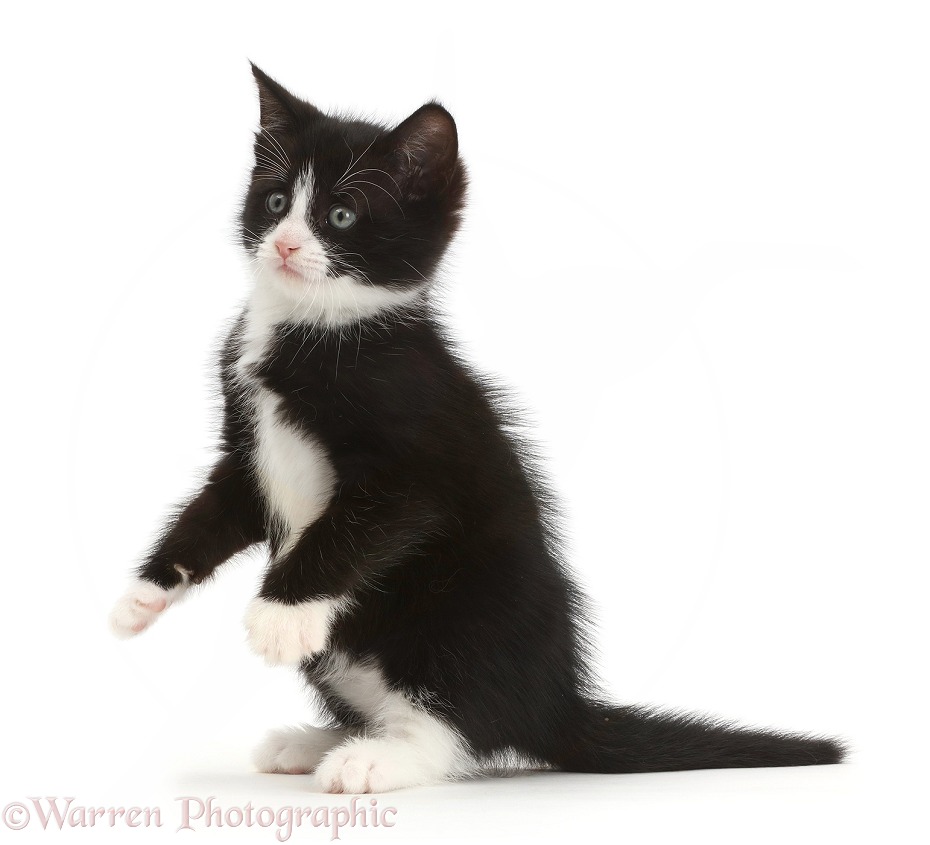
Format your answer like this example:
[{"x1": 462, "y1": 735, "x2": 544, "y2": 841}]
[
  {"x1": 411, "y1": 113, "x2": 452, "y2": 144},
  {"x1": 401, "y1": 109, "x2": 456, "y2": 159},
  {"x1": 389, "y1": 107, "x2": 458, "y2": 199}
]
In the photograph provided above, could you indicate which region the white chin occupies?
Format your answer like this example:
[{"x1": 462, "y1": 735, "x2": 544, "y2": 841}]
[
  {"x1": 267, "y1": 264, "x2": 323, "y2": 290},
  {"x1": 251, "y1": 263, "x2": 426, "y2": 328}
]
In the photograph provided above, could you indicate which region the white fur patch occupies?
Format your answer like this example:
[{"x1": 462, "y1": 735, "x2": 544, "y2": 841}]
[
  {"x1": 109, "y1": 572, "x2": 189, "y2": 638},
  {"x1": 312, "y1": 651, "x2": 476, "y2": 792},
  {"x1": 265, "y1": 271, "x2": 427, "y2": 328},
  {"x1": 235, "y1": 281, "x2": 288, "y2": 375},
  {"x1": 253, "y1": 725, "x2": 349, "y2": 774},
  {"x1": 320, "y1": 651, "x2": 393, "y2": 719},
  {"x1": 244, "y1": 597, "x2": 348, "y2": 665},
  {"x1": 251, "y1": 386, "x2": 337, "y2": 552}
]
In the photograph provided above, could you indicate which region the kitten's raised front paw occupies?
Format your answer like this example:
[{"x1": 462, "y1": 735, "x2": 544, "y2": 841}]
[
  {"x1": 109, "y1": 577, "x2": 188, "y2": 638},
  {"x1": 253, "y1": 725, "x2": 349, "y2": 774},
  {"x1": 244, "y1": 597, "x2": 344, "y2": 665}
]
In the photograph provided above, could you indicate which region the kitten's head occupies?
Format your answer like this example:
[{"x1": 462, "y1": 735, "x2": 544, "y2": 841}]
[{"x1": 240, "y1": 65, "x2": 466, "y2": 326}]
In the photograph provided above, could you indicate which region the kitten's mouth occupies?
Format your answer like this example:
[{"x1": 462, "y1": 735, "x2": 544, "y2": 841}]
[
  {"x1": 274, "y1": 259, "x2": 328, "y2": 283},
  {"x1": 277, "y1": 262, "x2": 303, "y2": 280}
]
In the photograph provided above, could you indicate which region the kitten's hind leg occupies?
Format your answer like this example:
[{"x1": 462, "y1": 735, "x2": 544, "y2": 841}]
[
  {"x1": 315, "y1": 702, "x2": 475, "y2": 793},
  {"x1": 253, "y1": 726, "x2": 349, "y2": 775}
]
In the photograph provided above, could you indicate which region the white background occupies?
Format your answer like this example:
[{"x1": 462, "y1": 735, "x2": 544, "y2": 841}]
[{"x1": 1, "y1": 1, "x2": 927, "y2": 842}]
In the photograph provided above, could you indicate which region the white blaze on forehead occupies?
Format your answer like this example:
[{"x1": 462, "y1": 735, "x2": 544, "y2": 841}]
[
  {"x1": 288, "y1": 169, "x2": 314, "y2": 223},
  {"x1": 272, "y1": 169, "x2": 315, "y2": 243}
]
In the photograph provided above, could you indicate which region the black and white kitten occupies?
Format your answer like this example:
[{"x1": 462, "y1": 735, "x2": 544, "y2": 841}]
[{"x1": 110, "y1": 65, "x2": 844, "y2": 792}]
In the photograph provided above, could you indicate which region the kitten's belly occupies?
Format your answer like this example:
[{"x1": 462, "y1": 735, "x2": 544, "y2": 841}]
[{"x1": 252, "y1": 386, "x2": 337, "y2": 550}]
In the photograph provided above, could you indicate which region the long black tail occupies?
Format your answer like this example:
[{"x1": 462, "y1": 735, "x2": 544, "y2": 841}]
[{"x1": 553, "y1": 699, "x2": 845, "y2": 773}]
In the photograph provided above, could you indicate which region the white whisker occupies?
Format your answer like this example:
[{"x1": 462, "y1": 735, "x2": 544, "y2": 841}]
[
  {"x1": 260, "y1": 128, "x2": 291, "y2": 168},
  {"x1": 333, "y1": 135, "x2": 381, "y2": 190},
  {"x1": 338, "y1": 179, "x2": 405, "y2": 217},
  {"x1": 335, "y1": 185, "x2": 372, "y2": 219},
  {"x1": 340, "y1": 167, "x2": 403, "y2": 198}
]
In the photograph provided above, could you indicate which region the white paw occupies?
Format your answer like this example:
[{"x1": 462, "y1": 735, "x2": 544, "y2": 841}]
[
  {"x1": 253, "y1": 725, "x2": 348, "y2": 774},
  {"x1": 109, "y1": 576, "x2": 188, "y2": 638},
  {"x1": 316, "y1": 737, "x2": 446, "y2": 794},
  {"x1": 244, "y1": 597, "x2": 344, "y2": 665}
]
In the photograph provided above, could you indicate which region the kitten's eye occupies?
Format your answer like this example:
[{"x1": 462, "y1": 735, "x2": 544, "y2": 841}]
[
  {"x1": 266, "y1": 192, "x2": 288, "y2": 215},
  {"x1": 327, "y1": 205, "x2": 357, "y2": 230}
]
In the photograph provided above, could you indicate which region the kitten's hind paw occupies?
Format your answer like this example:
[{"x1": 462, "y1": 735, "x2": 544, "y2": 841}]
[
  {"x1": 253, "y1": 726, "x2": 349, "y2": 774},
  {"x1": 109, "y1": 577, "x2": 187, "y2": 638},
  {"x1": 316, "y1": 736, "x2": 461, "y2": 793}
]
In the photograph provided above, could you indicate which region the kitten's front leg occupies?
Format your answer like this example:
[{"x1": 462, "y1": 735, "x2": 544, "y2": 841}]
[
  {"x1": 111, "y1": 453, "x2": 266, "y2": 638},
  {"x1": 110, "y1": 568, "x2": 192, "y2": 638},
  {"x1": 244, "y1": 595, "x2": 349, "y2": 665},
  {"x1": 245, "y1": 490, "x2": 442, "y2": 664}
]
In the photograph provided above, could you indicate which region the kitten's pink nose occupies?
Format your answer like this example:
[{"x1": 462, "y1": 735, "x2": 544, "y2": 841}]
[{"x1": 275, "y1": 238, "x2": 300, "y2": 260}]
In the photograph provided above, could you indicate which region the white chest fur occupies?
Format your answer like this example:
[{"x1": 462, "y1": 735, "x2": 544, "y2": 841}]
[
  {"x1": 236, "y1": 294, "x2": 337, "y2": 551},
  {"x1": 251, "y1": 386, "x2": 337, "y2": 549}
]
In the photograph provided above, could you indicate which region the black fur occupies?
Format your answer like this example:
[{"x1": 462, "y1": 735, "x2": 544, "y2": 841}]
[{"x1": 133, "y1": 65, "x2": 844, "y2": 776}]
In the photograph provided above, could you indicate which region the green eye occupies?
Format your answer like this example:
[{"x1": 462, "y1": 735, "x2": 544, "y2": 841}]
[
  {"x1": 327, "y1": 205, "x2": 357, "y2": 230},
  {"x1": 266, "y1": 192, "x2": 288, "y2": 215}
]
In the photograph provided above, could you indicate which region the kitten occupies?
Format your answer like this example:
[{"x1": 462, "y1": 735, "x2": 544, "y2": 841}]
[{"x1": 110, "y1": 64, "x2": 844, "y2": 792}]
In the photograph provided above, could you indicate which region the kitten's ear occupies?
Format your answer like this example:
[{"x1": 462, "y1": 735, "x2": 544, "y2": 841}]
[
  {"x1": 385, "y1": 103, "x2": 459, "y2": 200},
  {"x1": 250, "y1": 63, "x2": 319, "y2": 133}
]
